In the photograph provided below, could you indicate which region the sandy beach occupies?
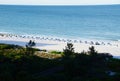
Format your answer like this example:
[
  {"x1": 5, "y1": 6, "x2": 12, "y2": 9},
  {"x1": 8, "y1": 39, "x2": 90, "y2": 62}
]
[{"x1": 0, "y1": 33, "x2": 120, "y2": 56}]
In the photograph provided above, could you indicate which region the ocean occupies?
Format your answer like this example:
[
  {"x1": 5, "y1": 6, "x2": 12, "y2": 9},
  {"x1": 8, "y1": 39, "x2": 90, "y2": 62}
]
[{"x1": 0, "y1": 5, "x2": 120, "y2": 41}]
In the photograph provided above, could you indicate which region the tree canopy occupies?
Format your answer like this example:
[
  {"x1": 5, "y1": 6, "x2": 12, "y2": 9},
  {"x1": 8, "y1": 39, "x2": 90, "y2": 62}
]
[{"x1": 0, "y1": 42, "x2": 120, "y2": 81}]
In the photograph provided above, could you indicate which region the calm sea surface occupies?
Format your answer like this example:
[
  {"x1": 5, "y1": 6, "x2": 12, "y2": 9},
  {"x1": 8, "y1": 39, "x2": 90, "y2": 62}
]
[{"x1": 0, "y1": 5, "x2": 120, "y2": 41}]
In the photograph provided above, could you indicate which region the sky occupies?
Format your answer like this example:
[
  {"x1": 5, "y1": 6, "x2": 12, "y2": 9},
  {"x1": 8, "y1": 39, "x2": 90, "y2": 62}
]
[{"x1": 0, "y1": 0, "x2": 120, "y2": 5}]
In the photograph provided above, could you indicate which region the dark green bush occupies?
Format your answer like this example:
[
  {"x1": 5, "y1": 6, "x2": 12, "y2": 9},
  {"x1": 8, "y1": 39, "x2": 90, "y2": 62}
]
[{"x1": 50, "y1": 51, "x2": 63, "y2": 54}]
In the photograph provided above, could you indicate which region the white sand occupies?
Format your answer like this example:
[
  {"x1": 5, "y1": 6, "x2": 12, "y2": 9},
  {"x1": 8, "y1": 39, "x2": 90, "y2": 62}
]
[{"x1": 0, "y1": 35, "x2": 120, "y2": 56}]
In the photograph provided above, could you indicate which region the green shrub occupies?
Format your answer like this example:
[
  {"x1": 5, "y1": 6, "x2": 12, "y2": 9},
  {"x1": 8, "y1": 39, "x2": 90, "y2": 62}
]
[
  {"x1": 39, "y1": 49, "x2": 47, "y2": 52},
  {"x1": 50, "y1": 51, "x2": 63, "y2": 54}
]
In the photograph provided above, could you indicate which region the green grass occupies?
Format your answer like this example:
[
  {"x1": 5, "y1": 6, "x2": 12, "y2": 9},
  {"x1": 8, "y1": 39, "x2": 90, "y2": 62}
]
[{"x1": 0, "y1": 43, "x2": 23, "y2": 49}]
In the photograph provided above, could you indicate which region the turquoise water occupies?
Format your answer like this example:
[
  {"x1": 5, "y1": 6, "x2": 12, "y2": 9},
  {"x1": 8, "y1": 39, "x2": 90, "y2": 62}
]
[{"x1": 0, "y1": 5, "x2": 120, "y2": 41}]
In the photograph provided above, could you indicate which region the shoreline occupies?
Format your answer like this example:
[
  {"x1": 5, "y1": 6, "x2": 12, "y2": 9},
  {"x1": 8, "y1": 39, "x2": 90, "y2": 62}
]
[{"x1": 0, "y1": 33, "x2": 120, "y2": 56}]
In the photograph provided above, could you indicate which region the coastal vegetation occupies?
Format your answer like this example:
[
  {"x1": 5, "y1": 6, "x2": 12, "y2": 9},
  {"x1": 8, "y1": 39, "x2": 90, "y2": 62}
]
[{"x1": 0, "y1": 42, "x2": 120, "y2": 81}]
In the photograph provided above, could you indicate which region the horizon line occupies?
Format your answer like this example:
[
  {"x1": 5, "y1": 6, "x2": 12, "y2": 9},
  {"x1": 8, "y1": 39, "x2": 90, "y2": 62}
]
[{"x1": 0, "y1": 3, "x2": 120, "y2": 6}]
